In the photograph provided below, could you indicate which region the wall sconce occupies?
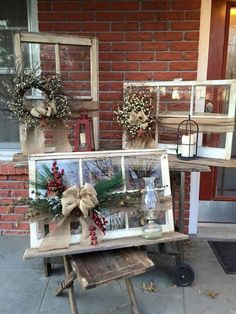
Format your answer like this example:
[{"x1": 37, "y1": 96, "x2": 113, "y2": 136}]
[
  {"x1": 74, "y1": 108, "x2": 94, "y2": 152},
  {"x1": 176, "y1": 115, "x2": 199, "y2": 160}
]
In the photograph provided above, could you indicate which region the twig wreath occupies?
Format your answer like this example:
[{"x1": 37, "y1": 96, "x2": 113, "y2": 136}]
[{"x1": 2, "y1": 69, "x2": 71, "y2": 128}]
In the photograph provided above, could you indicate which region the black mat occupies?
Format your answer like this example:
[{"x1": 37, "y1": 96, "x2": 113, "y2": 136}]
[{"x1": 208, "y1": 241, "x2": 236, "y2": 274}]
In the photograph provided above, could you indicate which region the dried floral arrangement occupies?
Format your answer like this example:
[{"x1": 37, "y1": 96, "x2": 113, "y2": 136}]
[
  {"x1": 1, "y1": 67, "x2": 71, "y2": 128},
  {"x1": 115, "y1": 91, "x2": 157, "y2": 149}
]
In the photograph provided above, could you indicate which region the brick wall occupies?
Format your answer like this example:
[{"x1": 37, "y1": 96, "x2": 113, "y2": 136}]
[
  {"x1": 0, "y1": 0, "x2": 201, "y2": 235},
  {"x1": 38, "y1": 0, "x2": 201, "y2": 149}
]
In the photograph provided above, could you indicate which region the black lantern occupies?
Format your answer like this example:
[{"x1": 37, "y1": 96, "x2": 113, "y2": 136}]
[{"x1": 176, "y1": 115, "x2": 199, "y2": 160}]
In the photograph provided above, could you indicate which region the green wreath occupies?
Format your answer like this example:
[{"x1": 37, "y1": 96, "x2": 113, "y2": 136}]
[{"x1": 4, "y1": 71, "x2": 71, "y2": 128}]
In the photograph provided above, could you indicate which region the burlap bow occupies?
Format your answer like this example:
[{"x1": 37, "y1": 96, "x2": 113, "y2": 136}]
[
  {"x1": 30, "y1": 100, "x2": 57, "y2": 118},
  {"x1": 128, "y1": 110, "x2": 149, "y2": 130},
  {"x1": 39, "y1": 183, "x2": 98, "y2": 252}
]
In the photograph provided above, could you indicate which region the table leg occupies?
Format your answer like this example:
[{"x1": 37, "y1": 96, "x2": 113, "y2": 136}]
[
  {"x1": 63, "y1": 256, "x2": 78, "y2": 314},
  {"x1": 125, "y1": 278, "x2": 139, "y2": 314}
]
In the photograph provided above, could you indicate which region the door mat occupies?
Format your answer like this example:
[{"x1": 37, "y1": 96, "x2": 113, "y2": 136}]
[{"x1": 208, "y1": 241, "x2": 236, "y2": 274}]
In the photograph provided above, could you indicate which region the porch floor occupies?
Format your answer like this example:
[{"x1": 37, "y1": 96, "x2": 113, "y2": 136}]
[{"x1": 0, "y1": 236, "x2": 236, "y2": 314}]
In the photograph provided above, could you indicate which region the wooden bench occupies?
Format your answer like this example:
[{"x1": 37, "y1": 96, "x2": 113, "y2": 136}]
[{"x1": 54, "y1": 248, "x2": 155, "y2": 314}]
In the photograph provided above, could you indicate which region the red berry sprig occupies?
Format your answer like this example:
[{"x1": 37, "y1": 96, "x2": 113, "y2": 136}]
[
  {"x1": 89, "y1": 210, "x2": 108, "y2": 246},
  {"x1": 47, "y1": 160, "x2": 65, "y2": 196}
]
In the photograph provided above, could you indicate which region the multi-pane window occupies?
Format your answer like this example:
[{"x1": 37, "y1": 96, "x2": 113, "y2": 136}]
[{"x1": 0, "y1": 0, "x2": 31, "y2": 151}]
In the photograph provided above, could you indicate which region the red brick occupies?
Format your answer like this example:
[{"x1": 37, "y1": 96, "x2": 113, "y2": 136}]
[
  {"x1": 81, "y1": 1, "x2": 110, "y2": 11},
  {"x1": 38, "y1": 2, "x2": 51, "y2": 11},
  {"x1": 125, "y1": 32, "x2": 153, "y2": 41},
  {"x1": 141, "y1": 42, "x2": 168, "y2": 51},
  {"x1": 99, "y1": 52, "x2": 124, "y2": 61},
  {"x1": 112, "y1": 62, "x2": 139, "y2": 71},
  {"x1": 171, "y1": 42, "x2": 198, "y2": 51},
  {"x1": 10, "y1": 175, "x2": 29, "y2": 181},
  {"x1": 5, "y1": 230, "x2": 29, "y2": 235},
  {"x1": 38, "y1": 12, "x2": 66, "y2": 21},
  {"x1": 152, "y1": 72, "x2": 180, "y2": 81},
  {"x1": 14, "y1": 206, "x2": 29, "y2": 214},
  {"x1": 68, "y1": 73, "x2": 90, "y2": 80},
  {"x1": 99, "y1": 62, "x2": 111, "y2": 71},
  {"x1": 183, "y1": 51, "x2": 198, "y2": 60},
  {"x1": 99, "y1": 33, "x2": 124, "y2": 42},
  {"x1": 126, "y1": 12, "x2": 156, "y2": 21},
  {"x1": 52, "y1": 23, "x2": 81, "y2": 31},
  {"x1": 14, "y1": 222, "x2": 29, "y2": 230},
  {"x1": 0, "y1": 176, "x2": 7, "y2": 180},
  {"x1": 11, "y1": 190, "x2": 29, "y2": 198},
  {"x1": 39, "y1": 23, "x2": 52, "y2": 32},
  {"x1": 126, "y1": 52, "x2": 154, "y2": 61},
  {"x1": 15, "y1": 167, "x2": 28, "y2": 175},
  {"x1": 170, "y1": 61, "x2": 197, "y2": 71},
  {"x1": 171, "y1": 21, "x2": 200, "y2": 31},
  {"x1": 100, "y1": 92, "x2": 122, "y2": 101},
  {"x1": 67, "y1": 12, "x2": 95, "y2": 21},
  {"x1": 100, "y1": 122, "x2": 111, "y2": 130},
  {"x1": 53, "y1": 1, "x2": 80, "y2": 11},
  {"x1": 185, "y1": 11, "x2": 201, "y2": 20},
  {"x1": 142, "y1": 1, "x2": 171, "y2": 10},
  {"x1": 155, "y1": 32, "x2": 183, "y2": 41},
  {"x1": 0, "y1": 190, "x2": 10, "y2": 197},
  {"x1": 99, "y1": 72, "x2": 123, "y2": 81},
  {"x1": 82, "y1": 22, "x2": 109, "y2": 32},
  {"x1": 112, "y1": 43, "x2": 139, "y2": 51},
  {"x1": 184, "y1": 31, "x2": 199, "y2": 41},
  {"x1": 100, "y1": 111, "x2": 117, "y2": 121},
  {"x1": 100, "y1": 131, "x2": 122, "y2": 139},
  {"x1": 0, "y1": 223, "x2": 13, "y2": 230},
  {"x1": 141, "y1": 22, "x2": 169, "y2": 31},
  {"x1": 96, "y1": 12, "x2": 126, "y2": 21},
  {"x1": 0, "y1": 182, "x2": 25, "y2": 189},
  {"x1": 140, "y1": 62, "x2": 167, "y2": 71},
  {"x1": 125, "y1": 72, "x2": 152, "y2": 81},
  {"x1": 99, "y1": 103, "x2": 111, "y2": 111},
  {"x1": 111, "y1": 1, "x2": 139, "y2": 11},
  {"x1": 0, "y1": 215, "x2": 22, "y2": 222},
  {"x1": 99, "y1": 43, "x2": 111, "y2": 51},
  {"x1": 111, "y1": 22, "x2": 139, "y2": 31},
  {"x1": 156, "y1": 51, "x2": 183, "y2": 61},
  {"x1": 157, "y1": 11, "x2": 184, "y2": 20},
  {"x1": 173, "y1": 1, "x2": 201, "y2": 10}
]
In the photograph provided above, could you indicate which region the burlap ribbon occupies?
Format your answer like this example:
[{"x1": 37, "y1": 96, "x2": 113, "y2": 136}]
[
  {"x1": 39, "y1": 183, "x2": 99, "y2": 251},
  {"x1": 30, "y1": 101, "x2": 57, "y2": 118},
  {"x1": 159, "y1": 114, "x2": 235, "y2": 133},
  {"x1": 128, "y1": 110, "x2": 149, "y2": 130},
  {"x1": 126, "y1": 110, "x2": 157, "y2": 149}
]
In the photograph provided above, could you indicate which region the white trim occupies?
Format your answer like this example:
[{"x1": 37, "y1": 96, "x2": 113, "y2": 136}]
[{"x1": 189, "y1": 0, "x2": 212, "y2": 234}]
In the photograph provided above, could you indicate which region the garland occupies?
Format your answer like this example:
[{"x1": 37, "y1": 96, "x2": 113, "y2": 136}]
[{"x1": 3, "y1": 70, "x2": 71, "y2": 128}]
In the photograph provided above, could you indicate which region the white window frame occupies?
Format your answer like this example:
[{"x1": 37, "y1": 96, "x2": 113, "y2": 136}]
[
  {"x1": 124, "y1": 80, "x2": 236, "y2": 160},
  {"x1": 28, "y1": 149, "x2": 174, "y2": 249}
]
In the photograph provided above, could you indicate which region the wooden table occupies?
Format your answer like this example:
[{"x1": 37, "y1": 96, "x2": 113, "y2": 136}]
[{"x1": 24, "y1": 232, "x2": 188, "y2": 314}]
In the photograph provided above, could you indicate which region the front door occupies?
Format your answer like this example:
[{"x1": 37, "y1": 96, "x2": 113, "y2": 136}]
[{"x1": 199, "y1": 0, "x2": 236, "y2": 222}]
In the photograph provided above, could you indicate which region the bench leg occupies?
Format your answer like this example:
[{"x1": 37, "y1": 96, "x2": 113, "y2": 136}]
[
  {"x1": 63, "y1": 256, "x2": 78, "y2": 314},
  {"x1": 125, "y1": 278, "x2": 139, "y2": 314}
]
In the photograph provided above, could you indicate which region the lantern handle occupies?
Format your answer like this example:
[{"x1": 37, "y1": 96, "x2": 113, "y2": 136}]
[{"x1": 78, "y1": 107, "x2": 89, "y2": 118}]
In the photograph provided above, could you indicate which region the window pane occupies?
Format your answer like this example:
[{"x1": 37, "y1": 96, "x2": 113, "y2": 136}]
[{"x1": 0, "y1": 0, "x2": 28, "y2": 147}]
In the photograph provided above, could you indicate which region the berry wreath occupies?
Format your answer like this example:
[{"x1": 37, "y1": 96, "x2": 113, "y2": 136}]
[{"x1": 3, "y1": 71, "x2": 71, "y2": 129}]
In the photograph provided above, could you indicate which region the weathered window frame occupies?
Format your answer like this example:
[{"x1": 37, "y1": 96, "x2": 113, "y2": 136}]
[
  {"x1": 28, "y1": 149, "x2": 174, "y2": 248},
  {"x1": 124, "y1": 80, "x2": 236, "y2": 160}
]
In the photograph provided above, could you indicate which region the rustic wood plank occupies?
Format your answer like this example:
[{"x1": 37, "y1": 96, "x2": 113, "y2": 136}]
[
  {"x1": 125, "y1": 278, "x2": 140, "y2": 314},
  {"x1": 71, "y1": 248, "x2": 154, "y2": 289},
  {"x1": 54, "y1": 271, "x2": 77, "y2": 296},
  {"x1": 23, "y1": 232, "x2": 188, "y2": 259},
  {"x1": 168, "y1": 155, "x2": 236, "y2": 169},
  {"x1": 20, "y1": 32, "x2": 93, "y2": 46}
]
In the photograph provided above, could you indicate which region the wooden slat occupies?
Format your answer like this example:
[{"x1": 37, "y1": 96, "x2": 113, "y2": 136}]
[
  {"x1": 20, "y1": 32, "x2": 93, "y2": 46},
  {"x1": 71, "y1": 248, "x2": 154, "y2": 289},
  {"x1": 23, "y1": 232, "x2": 188, "y2": 259},
  {"x1": 168, "y1": 155, "x2": 236, "y2": 169}
]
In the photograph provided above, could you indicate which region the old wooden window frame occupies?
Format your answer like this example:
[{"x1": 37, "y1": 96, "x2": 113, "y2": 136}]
[
  {"x1": 124, "y1": 80, "x2": 236, "y2": 160},
  {"x1": 28, "y1": 149, "x2": 174, "y2": 248}
]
